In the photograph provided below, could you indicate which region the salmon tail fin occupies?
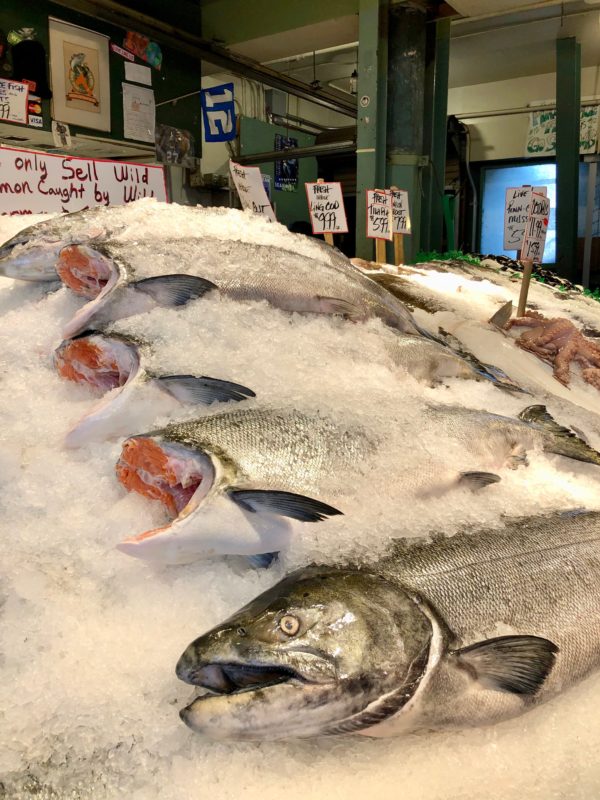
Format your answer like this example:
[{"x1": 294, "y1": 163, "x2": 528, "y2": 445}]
[
  {"x1": 488, "y1": 300, "x2": 513, "y2": 329},
  {"x1": 436, "y1": 328, "x2": 528, "y2": 394},
  {"x1": 519, "y1": 404, "x2": 600, "y2": 466}
]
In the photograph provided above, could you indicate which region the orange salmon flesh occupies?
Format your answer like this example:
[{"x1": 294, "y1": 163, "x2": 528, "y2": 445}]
[
  {"x1": 55, "y1": 338, "x2": 129, "y2": 390},
  {"x1": 116, "y1": 437, "x2": 203, "y2": 517},
  {"x1": 57, "y1": 245, "x2": 112, "y2": 298}
]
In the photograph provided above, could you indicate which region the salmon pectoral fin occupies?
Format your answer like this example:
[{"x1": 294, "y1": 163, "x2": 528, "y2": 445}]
[
  {"x1": 313, "y1": 295, "x2": 366, "y2": 322},
  {"x1": 457, "y1": 471, "x2": 501, "y2": 491},
  {"x1": 132, "y1": 274, "x2": 218, "y2": 307},
  {"x1": 228, "y1": 489, "x2": 343, "y2": 522},
  {"x1": 154, "y1": 374, "x2": 255, "y2": 405},
  {"x1": 451, "y1": 635, "x2": 558, "y2": 696}
]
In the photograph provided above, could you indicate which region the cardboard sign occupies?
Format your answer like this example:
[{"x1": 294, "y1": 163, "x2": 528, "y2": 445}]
[
  {"x1": 504, "y1": 185, "x2": 547, "y2": 250},
  {"x1": 305, "y1": 181, "x2": 348, "y2": 234},
  {"x1": 201, "y1": 84, "x2": 236, "y2": 142},
  {"x1": 0, "y1": 78, "x2": 29, "y2": 124},
  {"x1": 229, "y1": 160, "x2": 276, "y2": 222},
  {"x1": 521, "y1": 192, "x2": 550, "y2": 263},
  {"x1": 391, "y1": 189, "x2": 411, "y2": 234},
  {"x1": 0, "y1": 146, "x2": 167, "y2": 215},
  {"x1": 366, "y1": 189, "x2": 393, "y2": 240}
]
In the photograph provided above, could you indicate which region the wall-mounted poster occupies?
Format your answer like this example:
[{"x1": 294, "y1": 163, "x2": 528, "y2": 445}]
[
  {"x1": 48, "y1": 18, "x2": 110, "y2": 132},
  {"x1": 274, "y1": 133, "x2": 298, "y2": 192}
]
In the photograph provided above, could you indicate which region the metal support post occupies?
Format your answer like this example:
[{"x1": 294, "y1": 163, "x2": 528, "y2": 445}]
[
  {"x1": 384, "y1": 1, "x2": 426, "y2": 263},
  {"x1": 355, "y1": 0, "x2": 387, "y2": 259},
  {"x1": 421, "y1": 18, "x2": 450, "y2": 255},
  {"x1": 555, "y1": 37, "x2": 581, "y2": 281}
]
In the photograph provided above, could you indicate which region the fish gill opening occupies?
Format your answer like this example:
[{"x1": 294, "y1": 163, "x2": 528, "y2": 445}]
[{"x1": 116, "y1": 437, "x2": 205, "y2": 517}]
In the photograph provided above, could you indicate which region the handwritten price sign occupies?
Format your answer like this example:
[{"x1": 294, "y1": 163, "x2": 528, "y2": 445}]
[
  {"x1": 521, "y1": 192, "x2": 550, "y2": 263},
  {"x1": 0, "y1": 78, "x2": 28, "y2": 124},
  {"x1": 391, "y1": 189, "x2": 411, "y2": 234},
  {"x1": 504, "y1": 185, "x2": 547, "y2": 249},
  {"x1": 305, "y1": 182, "x2": 348, "y2": 234},
  {"x1": 229, "y1": 160, "x2": 276, "y2": 222},
  {"x1": 366, "y1": 189, "x2": 393, "y2": 241}
]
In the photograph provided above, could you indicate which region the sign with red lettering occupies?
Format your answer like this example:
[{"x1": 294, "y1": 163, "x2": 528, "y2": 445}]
[
  {"x1": 0, "y1": 146, "x2": 167, "y2": 215},
  {"x1": 521, "y1": 192, "x2": 550, "y2": 263},
  {"x1": 305, "y1": 182, "x2": 348, "y2": 234}
]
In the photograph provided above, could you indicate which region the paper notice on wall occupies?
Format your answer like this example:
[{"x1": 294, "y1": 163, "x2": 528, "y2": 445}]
[
  {"x1": 0, "y1": 78, "x2": 29, "y2": 124},
  {"x1": 391, "y1": 189, "x2": 411, "y2": 234},
  {"x1": 521, "y1": 192, "x2": 550, "y2": 263},
  {"x1": 125, "y1": 62, "x2": 152, "y2": 86},
  {"x1": 229, "y1": 160, "x2": 276, "y2": 222},
  {"x1": 366, "y1": 189, "x2": 393, "y2": 240},
  {"x1": 526, "y1": 106, "x2": 599, "y2": 156},
  {"x1": 0, "y1": 146, "x2": 167, "y2": 215},
  {"x1": 122, "y1": 82, "x2": 155, "y2": 143},
  {"x1": 305, "y1": 181, "x2": 348, "y2": 234},
  {"x1": 503, "y1": 185, "x2": 547, "y2": 250}
]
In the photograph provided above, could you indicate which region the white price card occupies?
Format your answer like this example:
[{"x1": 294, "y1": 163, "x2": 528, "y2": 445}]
[
  {"x1": 0, "y1": 78, "x2": 28, "y2": 124},
  {"x1": 305, "y1": 181, "x2": 348, "y2": 234},
  {"x1": 504, "y1": 185, "x2": 547, "y2": 250},
  {"x1": 229, "y1": 160, "x2": 276, "y2": 222},
  {"x1": 521, "y1": 192, "x2": 550, "y2": 263},
  {"x1": 366, "y1": 189, "x2": 393, "y2": 241},
  {"x1": 391, "y1": 189, "x2": 411, "y2": 234}
]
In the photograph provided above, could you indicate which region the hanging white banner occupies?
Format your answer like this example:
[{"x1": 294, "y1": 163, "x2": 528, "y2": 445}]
[{"x1": 0, "y1": 146, "x2": 167, "y2": 215}]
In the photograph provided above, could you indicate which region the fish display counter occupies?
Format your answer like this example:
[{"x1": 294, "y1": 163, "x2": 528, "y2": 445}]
[{"x1": 1, "y1": 203, "x2": 600, "y2": 799}]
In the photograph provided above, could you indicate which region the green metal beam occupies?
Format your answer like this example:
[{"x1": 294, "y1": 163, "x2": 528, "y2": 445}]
[
  {"x1": 555, "y1": 36, "x2": 581, "y2": 281},
  {"x1": 355, "y1": 0, "x2": 387, "y2": 259},
  {"x1": 384, "y1": 1, "x2": 426, "y2": 263},
  {"x1": 420, "y1": 18, "x2": 450, "y2": 254},
  {"x1": 201, "y1": 0, "x2": 359, "y2": 45}
]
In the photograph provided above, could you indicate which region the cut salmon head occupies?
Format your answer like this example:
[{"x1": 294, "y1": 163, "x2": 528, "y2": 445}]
[
  {"x1": 54, "y1": 332, "x2": 140, "y2": 393},
  {"x1": 116, "y1": 435, "x2": 215, "y2": 518},
  {"x1": 56, "y1": 244, "x2": 116, "y2": 298}
]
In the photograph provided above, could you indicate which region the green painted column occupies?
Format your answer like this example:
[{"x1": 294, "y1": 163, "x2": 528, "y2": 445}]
[
  {"x1": 421, "y1": 18, "x2": 451, "y2": 255},
  {"x1": 555, "y1": 37, "x2": 581, "y2": 281},
  {"x1": 384, "y1": 1, "x2": 427, "y2": 263},
  {"x1": 355, "y1": 0, "x2": 388, "y2": 259}
]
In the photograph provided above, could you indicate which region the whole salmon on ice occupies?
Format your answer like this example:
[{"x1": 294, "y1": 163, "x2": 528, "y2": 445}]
[{"x1": 177, "y1": 510, "x2": 600, "y2": 740}]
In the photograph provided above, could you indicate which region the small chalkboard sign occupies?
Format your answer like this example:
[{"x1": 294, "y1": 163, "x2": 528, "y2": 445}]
[
  {"x1": 366, "y1": 189, "x2": 393, "y2": 241},
  {"x1": 229, "y1": 160, "x2": 276, "y2": 222},
  {"x1": 305, "y1": 181, "x2": 348, "y2": 234}
]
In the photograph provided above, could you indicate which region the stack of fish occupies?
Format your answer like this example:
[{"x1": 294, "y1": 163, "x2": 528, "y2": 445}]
[{"x1": 2, "y1": 198, "x2": 600, "y2": 745}]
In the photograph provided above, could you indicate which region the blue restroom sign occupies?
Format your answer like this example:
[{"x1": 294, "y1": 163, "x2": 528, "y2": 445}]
[{"x1": 200, "y1": 83, "x2": 236, "y2": 142}]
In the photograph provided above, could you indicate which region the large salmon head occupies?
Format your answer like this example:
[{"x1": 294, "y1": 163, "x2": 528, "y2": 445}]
[{"x1": 176, "y1": 568, "x2": 433, "y2": 739}]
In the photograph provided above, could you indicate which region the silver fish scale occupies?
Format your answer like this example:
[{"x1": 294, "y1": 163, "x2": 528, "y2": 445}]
[
  {"x1": 385, "y1": 512, "x2": 600, "y2": 703},
  {"x1": 161, "y1": 407, "x2": 374, "y2": 497},
  {"x1": 420, "y1": 404, "x2": 541, "y2": 456},
  {"x1": 102, "y1": 238, "x2": 419, "y2": 334}
]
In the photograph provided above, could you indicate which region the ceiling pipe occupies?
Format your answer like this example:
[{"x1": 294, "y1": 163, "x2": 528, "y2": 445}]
[{"x1": 51, "y1": 0, "x2": 357, "y2": 117}]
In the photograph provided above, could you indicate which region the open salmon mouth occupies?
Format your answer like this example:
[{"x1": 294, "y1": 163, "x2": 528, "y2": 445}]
[
  {"x1": 116, "y1": 436, "x2": 210, "y2": 517},
  {"x1": 54, "y1": 334, "x2": 139, "y2": 392},
  {"x1": 57, "y1": 244, "x2": 114, "y2": 298},
  {"x1": 178, "y1": 662, "x2": 303, "y2": 695}
]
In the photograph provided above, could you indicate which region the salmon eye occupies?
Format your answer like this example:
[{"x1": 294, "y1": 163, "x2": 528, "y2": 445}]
[{"x1": 279, "y1": 615, "x2": 300, "y2": 636}]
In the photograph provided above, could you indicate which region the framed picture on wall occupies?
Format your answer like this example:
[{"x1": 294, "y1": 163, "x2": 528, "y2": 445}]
[{"x1": 48, "y1": 17, "x2": 111, "y2": 132}]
